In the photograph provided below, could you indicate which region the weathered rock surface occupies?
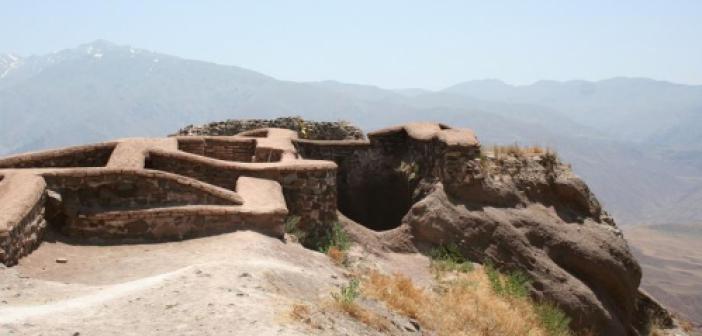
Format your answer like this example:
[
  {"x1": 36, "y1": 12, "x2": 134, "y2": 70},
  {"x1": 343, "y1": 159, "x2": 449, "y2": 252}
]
[
  {"x1": 293, "y1": 122, "x2": 680, "y2": 335},
  {"x1": 0, "y1": 231, "x2": 425, "y2": 336}
]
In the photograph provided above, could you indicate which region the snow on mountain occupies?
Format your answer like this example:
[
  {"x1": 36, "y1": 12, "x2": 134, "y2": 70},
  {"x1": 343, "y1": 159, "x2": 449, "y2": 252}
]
[{"x1": 0, "y1": 53, "x2": 23, "y2": 79}]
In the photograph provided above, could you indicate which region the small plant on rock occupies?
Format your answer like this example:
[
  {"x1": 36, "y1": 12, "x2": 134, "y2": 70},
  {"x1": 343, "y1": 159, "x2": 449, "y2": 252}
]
[
  {"x1": 315, "y1": 221, "x2": 352, "y2": 267},
  {"x1": 330, "y1": 277, "x2": 392, "y2": 331},
  {"x1": 318, "y1": 221, "x2": 350, "y2": 253},
  {"x1": 284, "y1": 216, "x2": 307, "y2": 243},
  {"x1": 541, "y1": 149, "x2": 559, "y2": 176},
  {"x1": 535, "y1": 302, "x2": 572, "y2": 336},
  {"x1": 333, "y1": 278, "x2": 360, "y2": 307},
  {"x1": 485, "y1": 263, "x2": 530, "y2": 298},
  {"x1": 396, "y1": 160, "x2": 420, "y2": 182},
  {"x1": 429, "y1": 243, "x2": 474, "y2": 274},
  {"x1": 327, "y1": 246, "x2": 348, "y2": 266},
  {"x1": 484, "y1": 263, "x2": 572, "y2": 335}
]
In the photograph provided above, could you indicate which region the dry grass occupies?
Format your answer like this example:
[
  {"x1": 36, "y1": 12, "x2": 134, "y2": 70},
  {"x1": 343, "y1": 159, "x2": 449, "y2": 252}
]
[
  {"x1": 330, "y1": 278, "x2": 393, "y2": 332},
  {"x1": 678, "y1": 319, "x2": 696, "y2": 333},
  {"x1": 289, "y1": 303, "x2": 324, "y2": 330},
  {"x1": 327, "y1": 246, "x2": 347, "y2": 266},
  {"x1": 648, "y1": 317, "x2": 695, "y2": 336},
  {"x1": 488, "y1": 143, "x2": 557, "y2": 158},
  {"x1": 290, "y1": 303, "x2": 312, "y2": 321},
  {"x1": 336, "y1": 301, "x2": 393, "y2": 332},
  {"x1": 363, "y1": 268, "x2": 565, "y2": 336}
]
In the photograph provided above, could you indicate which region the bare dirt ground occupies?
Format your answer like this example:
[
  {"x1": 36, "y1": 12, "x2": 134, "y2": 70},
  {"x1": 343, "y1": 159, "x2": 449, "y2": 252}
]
[
  {"x1": 0, "y1": 231, "x2": 430, "y2": 336},
  {"x1": 624, "y1": 225, "x2": 702, "y2": 331}
]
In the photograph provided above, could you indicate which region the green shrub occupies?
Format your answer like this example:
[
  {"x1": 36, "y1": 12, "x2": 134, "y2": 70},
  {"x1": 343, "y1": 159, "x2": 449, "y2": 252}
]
[
  {"x1": 333, "y1": 278, "x2": 360, "y2": 306},
  {"x1": 284, "y1": 216, "x2": 307, "y2": 242},
  {"x1": 485, "y1": 263, "x2": 504, "y2": 294},
  {"x1": 429, "y1": 243, "x2": 474, "y2": 273},
  {"x1": 485, "y1": 263, "x2": 572, "y2": 336},
  {"x1": 485, "y1": 264, "x2": 530, "y2": 298},
  {"x1": 503, "y1": 271, "x2": 531, "y2": 298},
  {"x1": 318, "y1": 221, "x2": 350, "y2": 253},
  {"x1": 535, "y1": 303, "x2": 572, "y2": 336}
]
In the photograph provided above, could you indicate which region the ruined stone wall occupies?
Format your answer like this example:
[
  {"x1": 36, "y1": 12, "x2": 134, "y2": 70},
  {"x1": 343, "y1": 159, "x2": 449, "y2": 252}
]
[
  {"x1": 176, "y1": 137, "x2": 255, "y2": 162},
  {"x1": 175, "y1": 117, "x2": 365, "y2": 140},
  {"x1": 0, "y1": 143, "x2": 116, "y2": 169},
  {"x1": 277, "y1": 169, "x2": 337, "y2": 231},
  {"x1": 42, "y1": 169, "x2": 242, "y2": 212},
  {"x1": 294, "y1": 132, "x2": 481, "y2": 231},
  {"x1": 148, "y1": 151, "x2": 247, "y2": 189},
  {"x1": 61, "y1": 206, "x2": 284, "y2": 241},
  {"x1": 0, "y1": 193, "x2": 46, "y2": 266},
  {"x1": 146, "y1": 150, "x2": 337, "y2": 229},
  {"x1": 0, "y1": 175, "x2": 47, "y2": 266},
  {"x1": 295, "y1": 137, "x2": 407, "y2": 231},
  {"x1": 35, "y1": 169, "x2": 246, "y2": 241}
]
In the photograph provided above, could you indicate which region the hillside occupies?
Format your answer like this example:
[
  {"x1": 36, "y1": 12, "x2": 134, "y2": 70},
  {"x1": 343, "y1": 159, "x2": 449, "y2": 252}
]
[{"x1": 1, "y1": 40, "x2": 702, "y2": 226}]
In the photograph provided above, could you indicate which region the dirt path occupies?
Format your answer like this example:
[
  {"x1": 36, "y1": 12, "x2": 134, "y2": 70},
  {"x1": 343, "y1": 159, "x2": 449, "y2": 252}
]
[
  {"x1": 0, "y1": 230, "x2": 435, "y2": 336},
  {"x1": 0, "y1": 231, "x2": 345, "y2": 335}
]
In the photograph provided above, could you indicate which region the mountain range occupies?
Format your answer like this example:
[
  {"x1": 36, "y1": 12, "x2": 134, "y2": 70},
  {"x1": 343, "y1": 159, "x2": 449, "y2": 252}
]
[{"x1": 1, "y1": 40, "x2": 701, "y2": 226}]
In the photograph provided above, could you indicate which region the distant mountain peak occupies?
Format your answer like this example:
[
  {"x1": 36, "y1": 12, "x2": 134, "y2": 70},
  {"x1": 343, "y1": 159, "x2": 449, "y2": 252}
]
[
  {"x1": 78, "y1": 39, "x2": 122, "y2": 51},
  {"x1": 0, "y1": 53, "x2": 24, "y2": 79}
]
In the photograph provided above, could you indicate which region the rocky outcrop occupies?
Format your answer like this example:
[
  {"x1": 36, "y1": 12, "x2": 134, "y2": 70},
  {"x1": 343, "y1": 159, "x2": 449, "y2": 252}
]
[{"x1": 295, "y1": 122, "x2": 673, "y2": 336}]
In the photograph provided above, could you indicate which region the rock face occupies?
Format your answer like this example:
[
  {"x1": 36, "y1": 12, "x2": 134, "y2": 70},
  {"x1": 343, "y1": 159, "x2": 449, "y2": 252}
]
[
  {"x1": 405, "y1": 173, "x2": 640, "y2": 334},
  {"x1": 402, "y1": 150, "x2": 644, "y2": 334},
  {"x1": 294, "y1": 122, "x2": 669, "y2": 336}
]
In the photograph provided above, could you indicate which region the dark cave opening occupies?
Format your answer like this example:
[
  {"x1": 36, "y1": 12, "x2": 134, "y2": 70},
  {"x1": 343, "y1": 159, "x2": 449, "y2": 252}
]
[{"x1": 337, "y1": 170, "x2": 414, "y2": 231}]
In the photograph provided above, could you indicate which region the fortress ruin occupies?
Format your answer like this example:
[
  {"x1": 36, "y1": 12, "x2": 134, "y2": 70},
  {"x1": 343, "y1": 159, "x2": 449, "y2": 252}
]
[{"x1": 0, "y1": 118, "x2": 479, "y2": 266}]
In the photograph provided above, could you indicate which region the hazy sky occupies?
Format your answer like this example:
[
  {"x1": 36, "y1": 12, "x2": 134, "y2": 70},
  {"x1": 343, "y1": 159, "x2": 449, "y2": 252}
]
[{"x1": 2, "y1": 1, "x2": 701, "y2": 89}]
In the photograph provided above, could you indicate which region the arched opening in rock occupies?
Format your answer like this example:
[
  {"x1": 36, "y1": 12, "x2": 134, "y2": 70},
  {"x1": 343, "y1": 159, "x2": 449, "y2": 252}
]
[{"x1": 337, "y1": 169, "x2": 414, "y2": 231}]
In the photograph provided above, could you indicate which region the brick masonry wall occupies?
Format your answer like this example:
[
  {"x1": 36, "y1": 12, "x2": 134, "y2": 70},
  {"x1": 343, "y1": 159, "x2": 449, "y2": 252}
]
[
  {"x1": 176, "y1": 137, "x2": 255, "y2": 162},
  {"x1": 0, "y1": 143, "x2": 116, "y2": 169},
  {"x1": 278, "y1": 169, "x2": 337, "y2": 232},
  {"x1": 42, "y1": 170, "x2": 241, "y2": 216},
  {"x1": 204, "y1": 138, "x2": 255, "y2": 162},
  {"x1": 63, "y1": 206, "x2": 285, "y2": 241},
  {"x1": 175, "y1": 117, "x2": 365, "y2": 140},
  {"x1": 148, "y1": 152, "x2": 243, "y2": 189},
  {"x1": 0, "y1": 189, "x2": 47, "y2": 266},
  {"x1": 147, "y1": 151, "x2": 337, "y2": 231},
  {"x1": 253, "y1": 147, "x2": 284, "y2": 163}
]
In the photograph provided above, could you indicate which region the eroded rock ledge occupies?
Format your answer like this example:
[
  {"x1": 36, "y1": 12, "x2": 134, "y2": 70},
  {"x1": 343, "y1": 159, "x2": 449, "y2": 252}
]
[{"x1": 0, "y1": 118, "x2": 678, "y2": 335}]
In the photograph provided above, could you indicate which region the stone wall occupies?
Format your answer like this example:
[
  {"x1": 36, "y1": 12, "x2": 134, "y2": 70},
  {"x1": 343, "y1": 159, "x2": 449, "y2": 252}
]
[
  {"x1": 32, "y1": 170, "x2": 285, "y2": 242},
  {"x1": 0, "y1": 174, "x2": 48, "y2": 266},
  {"x1": 0, "y1": 192, "x2": 46, "y2": 266},
  {"x1": 0, "y1": 143, "x2": 116, "y2": 169},
  {"x1": 176, "y1": 137, "x2": 255, "y2": 162},
  {"x1": 146, "y1": 150, "x2": 338, "y2": 230},
  {"x1": 293, "y1": 131, "x2": 481, "y2": 231},
  {"x1": 62, "y1": 205, "x2": 285, "y2": 241},
  {"x1": 42, "y1": 169, "x2": 243, "y2": 214},
  {"x1": 175, "y1": 117, "x2": 365, "y2": 140}
]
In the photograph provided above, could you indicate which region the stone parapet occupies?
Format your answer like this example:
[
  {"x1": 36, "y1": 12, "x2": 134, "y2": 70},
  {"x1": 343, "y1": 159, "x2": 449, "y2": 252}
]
[
  {"x1": 0, "y1": 142, "x2": 117, "y2": 169},
  {"x1": 0, "y1": 173, "x2": 48, "y2": 266},
  {"x1": 175, "y1": 116, "x2": 365, "y2": 140}
]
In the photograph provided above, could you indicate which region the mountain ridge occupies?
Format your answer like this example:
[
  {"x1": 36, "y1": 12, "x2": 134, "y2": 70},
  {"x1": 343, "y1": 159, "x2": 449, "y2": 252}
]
[{"x1": 1, "y1": 40, "x2": 701, "y2": 226}]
